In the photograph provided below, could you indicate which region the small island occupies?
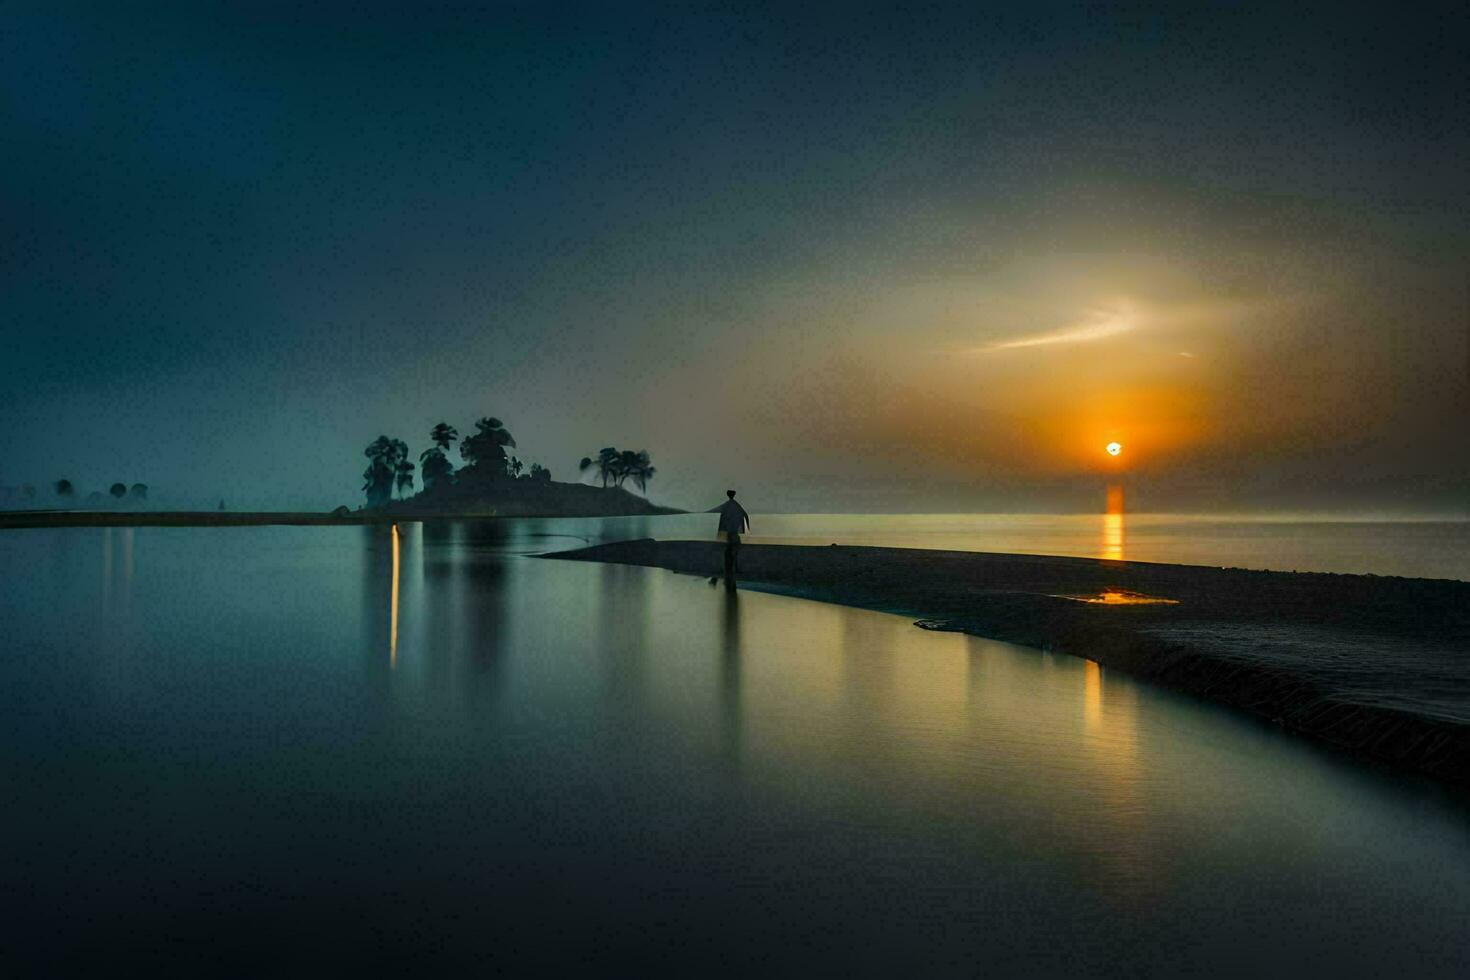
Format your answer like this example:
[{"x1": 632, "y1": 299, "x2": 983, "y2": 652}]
[{"x1": 363, "y1": 418, "x2": 681, "y2": 519}]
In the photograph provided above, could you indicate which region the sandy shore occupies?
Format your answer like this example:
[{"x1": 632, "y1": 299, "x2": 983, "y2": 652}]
[{"x1": 546, "y1": 540, "x2": 1470, "y2": 786}]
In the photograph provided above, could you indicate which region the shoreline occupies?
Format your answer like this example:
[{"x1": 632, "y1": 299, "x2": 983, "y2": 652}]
[{"x1": 544, "y1": 539, "x2": 1470, "y2": 787}]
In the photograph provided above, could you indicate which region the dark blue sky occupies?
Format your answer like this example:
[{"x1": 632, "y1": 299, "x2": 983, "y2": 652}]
[{"x1": 3, "y1": 3, "x2": 1466, "y2": 511}]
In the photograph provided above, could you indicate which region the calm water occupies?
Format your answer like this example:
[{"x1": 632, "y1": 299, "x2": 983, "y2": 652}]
[{"x1": 4, "y1": 522, "x2": 1469, "y2": 975}]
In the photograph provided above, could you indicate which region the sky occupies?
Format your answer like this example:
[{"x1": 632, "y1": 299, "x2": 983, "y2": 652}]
[{"x1": 2, "y1": 2, "x2": 1466, "y2": 513}]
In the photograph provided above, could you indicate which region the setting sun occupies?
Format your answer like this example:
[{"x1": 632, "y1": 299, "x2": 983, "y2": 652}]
[{"x1": 1106, "y1": 442, "x2": 1122, "y2": 456}]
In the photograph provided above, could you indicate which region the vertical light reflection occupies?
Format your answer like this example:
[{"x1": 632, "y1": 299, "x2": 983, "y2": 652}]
[
  {"x1": 719, "y1": 588, "x2": 743, "y2": 769},
  {"x1": 1079, "y1": 657, "x2": 1149, "y2": 900},
  {"x1": 101, "y1": 528, "x2": 112, "y2": 613},
  {"x1": 1084, "y1": 659, "x2": 1102, "y2": 731},
  {"x1": 121, "y1": 528, "x2": 133, "y2": 584},
  {"x1": 407, "y1": 521, "x2": 424, "y2": 639},
  {"x1": 390, "y1": 523, "x2": 400, "y2": 669},
  {"x1": 1102, "y1": 483, "x2": 1125, "y2": 561},
  {"x1": 120, "y1": 527, "x2": 134, "y2": 615}
]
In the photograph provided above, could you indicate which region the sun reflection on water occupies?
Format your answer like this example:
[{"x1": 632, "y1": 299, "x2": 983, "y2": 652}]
[
  {"x1": 1102, "y1": 483, "x2": 1125, "y2": 561},
  {"x1": 389, "y1": 523, "x2": 400, "y2": 669}
]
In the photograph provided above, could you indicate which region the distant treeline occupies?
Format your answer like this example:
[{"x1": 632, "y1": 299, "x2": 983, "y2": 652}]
[{"x1": 4, "y1": 479, "x2": 150, "y2": 507}]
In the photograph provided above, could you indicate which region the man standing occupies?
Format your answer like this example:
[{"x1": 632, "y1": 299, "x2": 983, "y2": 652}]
[{"x1": 716, "y1": 490, "x2": 750, "y2": 586}]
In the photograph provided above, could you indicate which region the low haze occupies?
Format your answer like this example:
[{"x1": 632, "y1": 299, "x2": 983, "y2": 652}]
[{"x1": 3, "y1": 3, "x2": 1466, "y2": 512}]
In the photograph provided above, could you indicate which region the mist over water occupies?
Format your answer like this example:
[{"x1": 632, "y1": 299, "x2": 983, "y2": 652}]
[
  {"x1": 539, "y1": 512, "x2": 1470, "y2": 581},
  {"x1": 4, "y1": 5, "x2": 1466, "y2": 971},
  {"x1": 3, "y1": 522, "x2": 1468, "y2": 973}
]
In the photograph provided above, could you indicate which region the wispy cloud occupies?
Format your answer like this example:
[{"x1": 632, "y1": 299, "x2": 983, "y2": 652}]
[
  {"x1": 976, "y1": 305, "x2": 1136, "y2": 353},
  {"x1": 967, "y1": 295, "x2": 1283, "y2": 355}
]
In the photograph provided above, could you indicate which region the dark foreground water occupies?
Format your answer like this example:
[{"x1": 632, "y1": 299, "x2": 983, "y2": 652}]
[{"x1": 3, "y1": 522, "x2": 1468, "y2": 976}]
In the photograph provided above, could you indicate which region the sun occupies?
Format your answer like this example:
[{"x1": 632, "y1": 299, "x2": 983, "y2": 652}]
[{"x1": 1105, "y1": 442, "x2": 1122, "y2": 456}]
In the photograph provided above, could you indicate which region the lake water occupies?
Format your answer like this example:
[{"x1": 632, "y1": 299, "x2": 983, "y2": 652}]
[{"x1": 4, "y1": 521, "x2": 1468, "y2": 975}]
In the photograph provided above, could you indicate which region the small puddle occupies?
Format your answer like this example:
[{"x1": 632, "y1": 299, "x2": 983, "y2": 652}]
[{"x1": 1054, "y1": 589, "x2": 1180, "y2": 605}]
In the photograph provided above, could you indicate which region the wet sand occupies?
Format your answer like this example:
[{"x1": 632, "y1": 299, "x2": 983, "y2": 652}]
[{"x1": 546, "y1": 540, "x2": 1470, "y2": 786}]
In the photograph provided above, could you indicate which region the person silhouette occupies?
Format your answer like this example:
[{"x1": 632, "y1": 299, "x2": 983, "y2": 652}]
[{"x1": 715, "y1": 490, "x2": 750, "y2": 587}]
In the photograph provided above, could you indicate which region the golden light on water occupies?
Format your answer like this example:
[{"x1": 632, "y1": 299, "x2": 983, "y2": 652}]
[
  {"x1": 1101, "y1": 515, "x2": 1124, "y2": 561},
  {"x1": 1084, "y1": 659, "x2": 1102, "y2": 730},
  {"x1": 1068, "y1": 590, "x2": 1179, "y2": 605},
  {"x1": 1102, "y1": 483, "x2": 1125, "y2": 561},
  {"x1": 389, "y1": 523, "x2": 400, "y2": 669}
]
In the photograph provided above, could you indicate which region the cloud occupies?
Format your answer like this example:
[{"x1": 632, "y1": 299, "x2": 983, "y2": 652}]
[{"x1": 976, "y1": 305, "x2": 1136, "y2": 353}]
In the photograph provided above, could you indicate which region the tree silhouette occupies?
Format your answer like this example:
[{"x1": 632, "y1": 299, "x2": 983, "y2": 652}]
[
  {"x1": 430, "y1": 422, "x2": 458, "y2": 451},
  {"x1": 129, "y1": 483, "x2": 148, "y2": 500},
  {"x1": 579, "y1": 447, "x2": 620, "y2": 487},
  {"x1": 530, "y1": 463, "x2": 552, "y2": 482},
  {"x1": 419, "y1": 450, "x2": 452, "y2": 490},
  {"x1": 395, "y1": 459, "x2": 415, "y2": 498},
  {"x1": 615, "y1": 450, "x2": 641, "y2": 487},
  {"x1": 54, "y1": 479, "x2": 73, "y2": 497},
  {"x1": 460, "y1": 417, "x2": 516, "y2": 477},
  {"x1": 109, "y1": 483, "x2": 127, "y2": 499},
  {"x1": 631, "y1": 450, "x2": 656, "y2": 492},
  {"x1": 363, "y1": 436, "x2": 409, "y2": 507},
  {"x1": 599, "y1": 447, "x2": 620, "y2": 486},
  {"x1": 579, "y1": 446, "x2": 654, "y2": 490},
  {"x1": 510, "y1": 456, "x2": 524, "y2": 479},
  {"x1": 419, "y1": 422, "x2": 459, "y2": 491}
]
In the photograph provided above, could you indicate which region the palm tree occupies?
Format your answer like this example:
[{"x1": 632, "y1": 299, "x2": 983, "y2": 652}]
[
  {"x1": 419, "y1": 448, "x2": 452, "y2": 490},
  {"x1": 578, "y1": 447, "x2": 655, "y2": 490},
  {"x1": 460, "y1": 417, "x2": 517, "y2": 477},
  {"x1": 430, "y1": 422, "x2": 458, "y2": 452},
  {"x1": 579, "y1": 447, "x2": 621, "y2": 487},
  {"x1": 599, "y1": 447, "x2": 620, "y2": 486},
  {"x1": 631, "y1": 450, "x2": 656, "y2": 493},
  {"x1": 615, "y1": 450, "x2": 641, "y2": 488},
  {"x1": 363, "y1": 436, "x2": 408, "y2": 507},
  {"x1": 420, "y1": 422, "x2": 459, "y2": 491}
]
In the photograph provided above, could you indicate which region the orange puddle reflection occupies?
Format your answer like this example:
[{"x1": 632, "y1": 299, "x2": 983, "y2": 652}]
[
  {"x1": 1058, "y1": 590, "x2": 1179, "y2": 605},
  {"x1": 1084, "y1": 658, "x2": 1102, "y2": 730}
]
